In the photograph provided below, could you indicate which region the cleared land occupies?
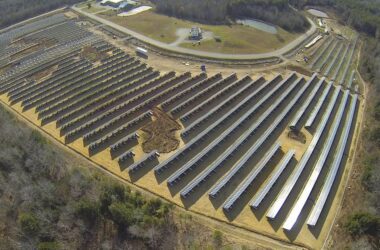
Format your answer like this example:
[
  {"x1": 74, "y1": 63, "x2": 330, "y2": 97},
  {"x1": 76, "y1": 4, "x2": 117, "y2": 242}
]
[
  {"x1": 0, "y1": 10, "x2": 363, "y2": 250},
  {"x1": 99, "y1": 10, "x2": 300, "y2": 54},
  {"x1": 141, "y1": 107, "x2": 182, "y2": 153}
]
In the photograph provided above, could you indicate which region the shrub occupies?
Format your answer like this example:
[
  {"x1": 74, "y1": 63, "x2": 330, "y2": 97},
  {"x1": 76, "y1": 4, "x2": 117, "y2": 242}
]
[
  {"x1": 18, "y1": 213, "x2": 40, "y2": 236},
  {"x1": 374, "y1": 102, "x2": 380, "y2": 121},
  {"x1": 100, "y1": 183, "x2": 130, "y2": 215},
  {"x1": 344, "y1": 212, "x2": 380, "y2": 236},
  {"x1": 212, "y1": 230, "x2": 223, "y2": 248},
  {"x1": 37, "y1": 241, "x2": 60, "y2": 250},
  {"x1": 370, "y1": 127, "x2": 380, "y2": 147},
  {"x1": 75, "y1": 199, "x2": 100, "y2": 224},
  {"x1": 361, "y1": 155, "x2": 378, "y2": 190},
  {"x1": 109, "y1": 202, "x2": 134, "y2": 228},
  {"x1": 30, "y1": 130, "x2": 46, "y2": 145},
  {"x1": 142, "y1": 198, "x2": 162, "y2": 216}
]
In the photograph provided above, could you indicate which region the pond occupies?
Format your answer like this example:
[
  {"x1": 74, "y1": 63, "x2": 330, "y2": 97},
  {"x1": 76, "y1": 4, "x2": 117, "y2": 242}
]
[
  {"x1": 236, "y1": 19, "x2": 277, "y2": 34},
  {"x1": 307, "y1": 9, "x2": 329, "y2": 18}
]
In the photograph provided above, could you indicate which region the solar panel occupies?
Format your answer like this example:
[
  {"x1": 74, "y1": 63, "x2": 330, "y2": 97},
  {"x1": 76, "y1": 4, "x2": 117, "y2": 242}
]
[
  {"x1": 118, "y1": 150, "x2": 135, "y2": 164},
  {"x1": 154, "y1": 74, "x2": 293, "y2": 175},
  {"x1": 339, "y1": 38, "x2": 358, "y2": 86},
  {"x1": 180, "y1": 76, "x2": 251, "y2": 123},
  {"x1": 307, "y1": 94, "x2": 358, "y2": 227},
  {"x1": 128, "y1": 151, "x2": 159, "y2": 173},
  {"x1": 160, "y1": 73, "x2": 218, "y2": 111},
  {"x1": 170, "y1": 73, "x2": 236, "y2": 115},
  {"x1": 289, "y1": 74, "x2": 322, "y2": 130},
  {"x1": 181, "y1": 76, "x2": 271, "y2": 138},
  {"x1": 305, "y1": 82, "x2": 333, "y2": 128},
  {"x1": 110, "y1": 133, "x2": 138, "y2": 153},
  {"x1": 310, "y1": 39, "x2": 334, "y2": 69},
  {"x1": 223, "y1": 143, "x2": 281, "y2": 211},
  {"x1": 167, "y1": 75, "x2": 298, "y2": 186},
  {"x1": 316, "y1": 40, "x2": 339, "y2": 72},
  {"x1": 283, "y1": 90, "x2": 349, "y2": 231},
  {"x1": 331, "y1": 45, "x2": 350, "y2": 81},
  {"x1": 250, "y1": 149, "x2": 295, "y2": 209},
  {"x1": 210, "y1": 76, "x2": 312, "y2": 198},
  {"x1": 324, "y1": 43, "x2": 344, "y2": 77},
  {"x1": 346, "y1": 70, "x2": 355, "y2": 89},
  {"x1": 267, "y1": 86, "x2": 341, "y2": 220}
]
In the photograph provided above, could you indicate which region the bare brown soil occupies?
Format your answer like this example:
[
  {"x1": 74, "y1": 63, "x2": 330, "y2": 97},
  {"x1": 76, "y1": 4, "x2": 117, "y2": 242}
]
[
  {"x1": 31, "y1": 65, "x2": 58, "y2": 82},
  {"x1": 141, "y1": 107, "x2": 181, "y2": 153},
  {"x1": 64, "y1": 11, "x2": 79, "y2": 19},
  {"x1": 285, "y1": 64, "x2": 313, "y2": 77},
  {"x1": 80, "y1": 45, "x2": 108, "y2": 63},
  {"x1": 10, "y1": 44, "x2": 40, "y2": 61},
  {"x1": 10, "y1": 39, "x2": 57, "y2": 61},
  {"x1": 288, "y1": 130, "x2": 307, "y2": 144}
]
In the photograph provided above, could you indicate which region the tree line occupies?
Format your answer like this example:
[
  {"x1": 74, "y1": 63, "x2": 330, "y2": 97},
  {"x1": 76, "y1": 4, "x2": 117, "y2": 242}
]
[
  {"x1": 150, "y1": 0, "x2": 310, "y2": 32},
  {"x1": 290, "y1": 0, "x2": 380, "y2": 38},
  {"x1": 0, "y1": 0, "x2": 82, "y2": 29}
]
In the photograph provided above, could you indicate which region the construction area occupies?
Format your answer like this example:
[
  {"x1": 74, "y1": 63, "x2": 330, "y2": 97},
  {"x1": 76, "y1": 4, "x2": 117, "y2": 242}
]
[{"x1": 0, "y1": 7, "x2": 364, "y2": 250}]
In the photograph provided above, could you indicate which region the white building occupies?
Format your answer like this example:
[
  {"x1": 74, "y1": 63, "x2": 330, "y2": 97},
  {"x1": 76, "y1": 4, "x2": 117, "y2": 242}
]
[{"x1": 100, "y1": 0, "x2": 124, "y2": 8}]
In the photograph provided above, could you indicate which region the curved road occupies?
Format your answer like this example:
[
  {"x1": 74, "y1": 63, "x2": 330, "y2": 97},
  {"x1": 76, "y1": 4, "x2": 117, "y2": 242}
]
[{"x1": 72, "y1": 6, "x2": 317, "y2": 60}]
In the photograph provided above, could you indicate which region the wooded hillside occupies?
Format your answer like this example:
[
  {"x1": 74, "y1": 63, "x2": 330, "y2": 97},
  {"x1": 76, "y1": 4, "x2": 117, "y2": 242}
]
[
  {"x1": 0, "y1": 105, "x2": 235, "y2": 249},
  {"x1": 151, "y1": 0, "x2": 310, "y2": 32},
  {"x1": 0, "y1": 0, "x2": 81, "y2": 29}
]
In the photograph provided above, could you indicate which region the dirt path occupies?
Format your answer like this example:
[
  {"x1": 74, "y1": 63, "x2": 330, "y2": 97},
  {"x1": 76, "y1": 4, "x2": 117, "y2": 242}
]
[{"x1": 168, "y1": 28, "x2": 189, "y2": 47}]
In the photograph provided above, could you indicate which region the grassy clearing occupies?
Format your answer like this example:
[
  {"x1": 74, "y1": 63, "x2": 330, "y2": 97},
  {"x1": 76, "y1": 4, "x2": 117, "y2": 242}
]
[
  {"x1": 84, "y1": 6, "x2": 107, "y2": 14},
  {"x1": 100, "y1": 10, "x2": 300, "y2": 53},
  {"x1": 100, "y1": 10, "x2": 190, "y2": 43},
  {"x1": 77, "y1": 1, "x2": 93, "y2": 8},
  {"x1": 78, "y1": 1, "x2": 106, "y2": 13}
]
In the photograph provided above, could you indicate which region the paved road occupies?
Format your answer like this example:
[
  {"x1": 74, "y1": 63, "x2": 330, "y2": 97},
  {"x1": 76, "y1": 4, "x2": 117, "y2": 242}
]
[{"x1": 72, "y1": 6, "x2": 317, "y2": 60}]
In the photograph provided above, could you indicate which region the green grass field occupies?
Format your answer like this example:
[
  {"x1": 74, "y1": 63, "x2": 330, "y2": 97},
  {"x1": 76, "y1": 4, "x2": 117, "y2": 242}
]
[
  {"x1": 99, "y1": 11, "x2": 300, "y2": 54},
  {"x1": 78, "y1": 1, "x2": 107, "y2": 13}
]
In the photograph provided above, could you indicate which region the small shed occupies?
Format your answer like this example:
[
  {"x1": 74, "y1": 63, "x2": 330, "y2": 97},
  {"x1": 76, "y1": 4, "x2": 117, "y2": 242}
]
[{"x1": 189, "y1": 27, "x2": 202, "y2": 40}]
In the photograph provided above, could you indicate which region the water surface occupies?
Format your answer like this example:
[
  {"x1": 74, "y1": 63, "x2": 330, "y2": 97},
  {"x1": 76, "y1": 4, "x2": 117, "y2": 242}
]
[
  {"x1": 307, "y1": 9, "x2": 328, "y2": 18},
  {"x1": 236, "y1": 19, "x2": 277, "y2": 34}
]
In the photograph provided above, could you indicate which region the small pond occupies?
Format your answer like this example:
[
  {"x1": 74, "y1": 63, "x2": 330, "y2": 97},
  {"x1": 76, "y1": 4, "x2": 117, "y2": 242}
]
[
  {"x1": 236, "y1": 19, "x2": 277, "y2": 34},
  {"x1": 307, "y1": 9, "x2": 329, "y2": 18}
]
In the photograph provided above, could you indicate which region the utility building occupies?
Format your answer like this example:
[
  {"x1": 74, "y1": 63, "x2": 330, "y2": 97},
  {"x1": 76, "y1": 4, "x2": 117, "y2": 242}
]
[{"x1": 189, "y1": 27, "x2": 202, "y2": 40}]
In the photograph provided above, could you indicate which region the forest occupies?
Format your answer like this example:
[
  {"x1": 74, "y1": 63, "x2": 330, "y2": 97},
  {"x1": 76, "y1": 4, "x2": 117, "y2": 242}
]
[
  {"x1": 151, "y1": 0, "x2": 310, "y2": 32},
  {"x1": 0, "y1": 105, "x2": 231, "y2": 249},
  {"x1": 0, "y1": 0, "x2": 81, "y2": 29}
]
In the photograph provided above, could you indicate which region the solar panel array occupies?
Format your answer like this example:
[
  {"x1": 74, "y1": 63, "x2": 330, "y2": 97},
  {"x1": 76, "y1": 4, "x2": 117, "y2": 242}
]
[
  {"x1": 305, "y1": 35, "x2": 359, "y2": 92},
  {"x1": 0, "y1": 12, "x2": 361, "y2": 242}
]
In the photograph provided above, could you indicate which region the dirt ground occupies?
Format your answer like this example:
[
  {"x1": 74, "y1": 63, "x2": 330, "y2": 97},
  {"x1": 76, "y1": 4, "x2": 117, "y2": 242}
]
[
  {"x1": 141, "y1": 107, "x2": 182, "y2": 153},
  {"x1": 10, "y1": 44, "x2": 39, "y2": 61},
  {"x1": 31, "y1": 65, "x2": 58, "y2": 82},
  {"x1": 288, "y1": 130, "x2": 307, "y2": 144},
  {"x1": 80, "y1": 45, "x2": 109, "y2": 63},
  {"x1": 64, "y1": 11, "x2": 79, "y2": 19}
]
